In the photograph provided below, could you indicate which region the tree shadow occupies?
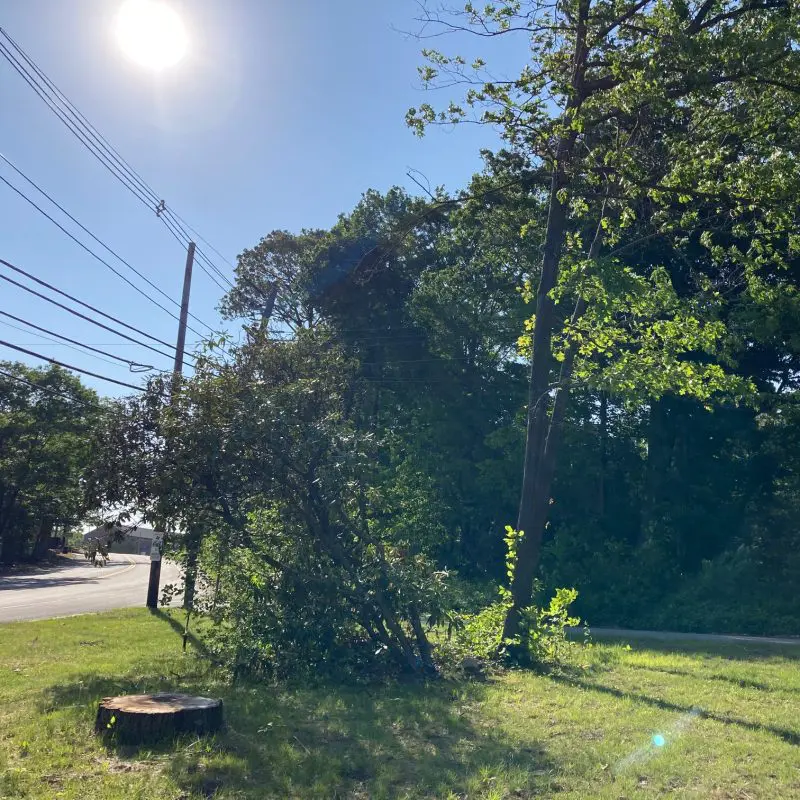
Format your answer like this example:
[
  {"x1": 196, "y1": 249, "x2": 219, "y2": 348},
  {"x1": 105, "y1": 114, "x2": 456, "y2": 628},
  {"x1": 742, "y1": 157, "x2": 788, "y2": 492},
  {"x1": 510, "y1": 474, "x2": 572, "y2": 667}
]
[
  {"x1": 0, "y1": 558, "x2": 134, "y2": 591},
  {"x1": 548, "y1": 673, "x2": 800, "y2": 746},
  {"x1": 42, "y1": 667, "x2": 554, "y2": 798},
  {"x1": 147, "y1": 608, "x2": 214, "y2": 660},
  {"x1": 0, "y1": 574, "x2": 103, "y2": 591},
  {"x1": 627, "y1": 662, "x2": 800, "y2": 695},
  {"x1": 587, "y1": 633, "x2": 800, "y2": 662}
]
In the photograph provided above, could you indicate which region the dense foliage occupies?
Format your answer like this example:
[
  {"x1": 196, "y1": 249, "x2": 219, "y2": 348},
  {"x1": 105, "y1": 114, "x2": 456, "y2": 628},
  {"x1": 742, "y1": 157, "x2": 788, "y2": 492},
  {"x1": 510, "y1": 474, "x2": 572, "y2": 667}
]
[
  {"x1": 85, "y1": 1, "x2": 800, "y2": 677},
  {"x1": 408, "y1": 0, "x2": 799, "y2": 643},
  {"x1": 0, "y1": 362, "x2": 101, "y2": 565}
]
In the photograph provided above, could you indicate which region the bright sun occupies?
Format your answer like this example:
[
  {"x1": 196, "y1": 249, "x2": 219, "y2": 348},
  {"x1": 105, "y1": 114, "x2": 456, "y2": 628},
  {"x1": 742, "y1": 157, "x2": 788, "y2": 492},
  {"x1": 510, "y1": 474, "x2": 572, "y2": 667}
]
[{"x1": 116, "y1": 0, "x2": 187, "y2": 70}]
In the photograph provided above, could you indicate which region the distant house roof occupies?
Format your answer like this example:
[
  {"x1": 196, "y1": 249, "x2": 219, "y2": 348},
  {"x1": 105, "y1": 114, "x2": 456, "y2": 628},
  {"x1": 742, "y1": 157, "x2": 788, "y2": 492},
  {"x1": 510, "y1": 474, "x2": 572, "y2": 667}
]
[{"x1": 83, "y1": 525, "x2": 163, "y2": 541}]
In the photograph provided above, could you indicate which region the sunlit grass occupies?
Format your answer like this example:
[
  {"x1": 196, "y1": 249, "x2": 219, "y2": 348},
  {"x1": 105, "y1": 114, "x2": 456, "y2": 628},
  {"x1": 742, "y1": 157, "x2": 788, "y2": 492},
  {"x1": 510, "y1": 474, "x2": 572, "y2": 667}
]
[{"x1": 0, "y1": 609, "x2": 797, "y2": 798}]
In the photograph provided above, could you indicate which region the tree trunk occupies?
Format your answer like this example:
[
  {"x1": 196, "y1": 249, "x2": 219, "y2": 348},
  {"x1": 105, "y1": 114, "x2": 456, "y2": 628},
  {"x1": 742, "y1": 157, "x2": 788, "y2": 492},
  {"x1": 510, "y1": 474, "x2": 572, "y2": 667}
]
[
  {"x1": 31, "y1": 517, "x2": 54, "y2": 561},
  {"x1": 501, "y1": 0, "x2": 593, "y2": 649},
  {"x1": 599, "y1": 391, "x2": 608, "y2": 519},
  {"x1": 502, "y1": 299, "x2": 587, "y2": 646},
  {"x1": 96, "y1": 693, "x2": 223, "y2": 744}
]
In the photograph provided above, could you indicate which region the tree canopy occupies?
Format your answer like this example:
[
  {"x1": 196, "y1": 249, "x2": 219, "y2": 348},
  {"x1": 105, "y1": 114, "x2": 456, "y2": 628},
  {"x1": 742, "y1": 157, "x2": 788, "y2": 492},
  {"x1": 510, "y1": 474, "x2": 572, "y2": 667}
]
[{"x1": 0, "y1": 362, "x2": 102, "y2": 564}]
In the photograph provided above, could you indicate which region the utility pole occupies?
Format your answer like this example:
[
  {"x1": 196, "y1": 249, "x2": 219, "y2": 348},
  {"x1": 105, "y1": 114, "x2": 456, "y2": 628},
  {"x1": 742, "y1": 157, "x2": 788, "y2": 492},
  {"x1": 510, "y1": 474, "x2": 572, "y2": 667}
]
[
  {"x1": 146, "y1": 241, "x2": 195, "y2": 610},
  {"x1": 173, "y1": 242, "x2": 195, "y2": 377}
]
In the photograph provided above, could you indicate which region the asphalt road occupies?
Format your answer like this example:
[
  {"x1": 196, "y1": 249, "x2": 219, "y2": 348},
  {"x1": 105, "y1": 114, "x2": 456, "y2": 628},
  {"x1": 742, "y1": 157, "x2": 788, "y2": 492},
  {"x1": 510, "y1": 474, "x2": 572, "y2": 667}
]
[{"x1": 0, "y1": 554, "x2": 182, "y2": 623}]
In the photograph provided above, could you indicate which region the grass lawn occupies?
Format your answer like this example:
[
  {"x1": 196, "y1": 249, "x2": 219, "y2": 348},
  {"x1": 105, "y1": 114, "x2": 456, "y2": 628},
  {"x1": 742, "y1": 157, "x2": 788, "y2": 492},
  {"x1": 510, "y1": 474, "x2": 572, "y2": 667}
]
[{"x1": 0, "y1": 609, "x2": 797, "y2": 799}]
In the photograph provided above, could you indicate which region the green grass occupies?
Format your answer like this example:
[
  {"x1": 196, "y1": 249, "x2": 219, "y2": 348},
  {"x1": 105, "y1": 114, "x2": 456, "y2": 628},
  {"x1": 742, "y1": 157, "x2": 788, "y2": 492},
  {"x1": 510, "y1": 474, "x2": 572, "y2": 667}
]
[{"x1": 0, "y1": 609, "x2": 798, "y2": 799}]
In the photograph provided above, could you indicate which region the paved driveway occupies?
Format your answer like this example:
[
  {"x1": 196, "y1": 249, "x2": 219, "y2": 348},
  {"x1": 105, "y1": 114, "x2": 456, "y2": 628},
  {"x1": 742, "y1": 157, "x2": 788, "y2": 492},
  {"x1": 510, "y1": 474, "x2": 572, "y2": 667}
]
[{"x1": 0, "y1": 554, "x2": 182, "y2": 622}]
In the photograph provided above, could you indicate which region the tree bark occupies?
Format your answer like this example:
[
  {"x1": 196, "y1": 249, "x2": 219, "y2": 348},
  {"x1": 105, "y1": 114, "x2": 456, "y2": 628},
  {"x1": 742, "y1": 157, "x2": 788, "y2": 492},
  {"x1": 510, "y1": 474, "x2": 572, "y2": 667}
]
[
  {"x1": 96, "y1": 693, "x2": 223, "y2": 744},
  {"x1": 599, "y1": 391, "x2": 608, "y2": 519},
  {"x1": 502, "y1": 59, "x2": 606, "y2": 648},
  {"x1": 31, "y1": 517, "x2": 54, "y2": 561}
]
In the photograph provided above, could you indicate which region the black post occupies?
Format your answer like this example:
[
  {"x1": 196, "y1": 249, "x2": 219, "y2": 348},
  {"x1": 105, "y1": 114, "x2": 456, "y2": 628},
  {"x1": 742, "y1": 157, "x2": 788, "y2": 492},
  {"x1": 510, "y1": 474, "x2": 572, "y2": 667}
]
[
  {"x1": 146, "y1": 558, "x2": 162, "y2": 608},
  {"x1": 146, "y1": 534, "x2": 163, "y2": 609}
]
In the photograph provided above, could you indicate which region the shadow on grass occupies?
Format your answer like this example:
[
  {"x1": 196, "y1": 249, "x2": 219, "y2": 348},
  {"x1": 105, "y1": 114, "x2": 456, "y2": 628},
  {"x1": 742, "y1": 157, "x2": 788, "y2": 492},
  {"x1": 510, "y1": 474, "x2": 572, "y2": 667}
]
[
  {"x1": 147, "y1": 607, "x2": 214, "y2": 660},
  {"x1": 549, "y1": 673, "x2": 800, "y2": 746},
  {"x1": 627, "y1": 662, "x2": 800, "y2": 695},
  {"x1": 588, "y1": 634, "x2": 800, "y2": 662},
  {"x1": 42, "y1": 669, "x2": 553, "y2": 799}
]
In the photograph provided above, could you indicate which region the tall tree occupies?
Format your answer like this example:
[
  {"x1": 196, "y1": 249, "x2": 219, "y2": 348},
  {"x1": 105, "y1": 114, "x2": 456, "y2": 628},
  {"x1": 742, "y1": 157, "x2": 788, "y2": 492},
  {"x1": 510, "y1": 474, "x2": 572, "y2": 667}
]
[{"x1": 408, "y1": 0, "x2": 799, "y2": 647}]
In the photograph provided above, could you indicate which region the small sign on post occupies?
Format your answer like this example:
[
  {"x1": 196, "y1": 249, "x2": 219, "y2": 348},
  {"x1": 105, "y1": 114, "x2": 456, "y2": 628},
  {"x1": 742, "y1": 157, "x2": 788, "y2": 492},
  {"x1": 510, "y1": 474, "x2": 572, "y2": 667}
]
[{"x1": 150, "y1": 535, "x2": 163, "y2": 562}]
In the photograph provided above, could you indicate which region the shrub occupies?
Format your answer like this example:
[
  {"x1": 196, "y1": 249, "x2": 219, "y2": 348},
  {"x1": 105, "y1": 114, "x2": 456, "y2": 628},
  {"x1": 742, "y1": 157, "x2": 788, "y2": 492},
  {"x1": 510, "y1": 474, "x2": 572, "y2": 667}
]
[{"x1": 437, "y1": 527, "x2": 586, "y2": 672}]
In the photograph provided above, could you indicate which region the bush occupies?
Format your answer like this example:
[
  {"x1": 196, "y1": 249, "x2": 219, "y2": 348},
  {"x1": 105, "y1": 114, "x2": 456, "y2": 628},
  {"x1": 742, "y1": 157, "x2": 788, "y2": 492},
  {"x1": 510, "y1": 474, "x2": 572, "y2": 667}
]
[{"x1": 437, "y1": 586, "x2": 584, "y2": 672}]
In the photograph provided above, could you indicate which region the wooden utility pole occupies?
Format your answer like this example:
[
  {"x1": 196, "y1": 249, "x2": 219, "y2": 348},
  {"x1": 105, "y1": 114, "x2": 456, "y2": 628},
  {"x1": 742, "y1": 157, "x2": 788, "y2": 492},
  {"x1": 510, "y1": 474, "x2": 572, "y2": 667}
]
[
  {"x1": 173, "y1": 242, "x2": 195, "y2": 377},
  {"x1": 146, "y1": 241, "x2": 195, "y2": 610}
]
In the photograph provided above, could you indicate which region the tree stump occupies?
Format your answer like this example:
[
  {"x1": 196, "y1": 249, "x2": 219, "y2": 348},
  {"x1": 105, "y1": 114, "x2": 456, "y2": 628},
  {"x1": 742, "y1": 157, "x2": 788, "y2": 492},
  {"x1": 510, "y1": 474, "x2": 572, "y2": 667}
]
[{"x1": 95, "y1": 693, "x2": 223, "y2": 743}]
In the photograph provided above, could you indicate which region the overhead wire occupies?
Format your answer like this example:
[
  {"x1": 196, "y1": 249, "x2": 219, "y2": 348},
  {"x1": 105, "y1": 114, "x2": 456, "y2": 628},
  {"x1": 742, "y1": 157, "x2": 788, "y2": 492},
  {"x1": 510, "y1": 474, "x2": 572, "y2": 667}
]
[
  {"x1": 167, "y1": 209, "x2": 238, "y2": 271},
  {"x1": 0, "y1": 258, "x2": 185, "y2": 364},
  {"x1": 0, "y1": 27, "x2": 237, "y2": 297},
  {"x1": 0, "y1": 310, "x2": 156, "y2": 372},
  {"x1": 0, "y1": 173, "x2": 189, "y2": 324},
  {"x1": 0, "y1": 27, "x2": 160, "y2": 205},
  {"x1": 0, "y1": 366, "x2": 102, "y2": 409},
  {"x1": 157, "y1": 213, "x2": 232, "y2": 291},
  {"x1": 0, "y1": 339, "x2": 146, "y2": 391},
  {"x1": 0, "y1": 152, "x2": 218, "y2": 335},
  {"x1": 0, "y1": 38, "x2": 158, "y2": 212},
  {"x1": 0, "y1": 317, "x2": 126, "y2": 370}
]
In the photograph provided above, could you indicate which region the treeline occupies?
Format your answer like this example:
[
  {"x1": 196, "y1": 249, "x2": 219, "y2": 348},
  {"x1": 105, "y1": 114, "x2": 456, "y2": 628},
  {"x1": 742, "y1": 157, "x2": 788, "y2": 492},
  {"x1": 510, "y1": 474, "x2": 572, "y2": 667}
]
[
  {"x1": 219, "y1": 185, "x2": 800, "y2": 636},
  {"x1": 0, "y1": 363, "x2": 101, "y2": 565}
]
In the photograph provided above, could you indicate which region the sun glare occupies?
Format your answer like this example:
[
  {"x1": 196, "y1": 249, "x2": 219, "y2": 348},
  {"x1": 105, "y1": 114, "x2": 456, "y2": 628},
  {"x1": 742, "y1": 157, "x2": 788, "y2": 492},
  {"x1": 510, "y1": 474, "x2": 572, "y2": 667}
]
[{"x1": 116, "y1": 0, "x2": 187, "y2": 70}]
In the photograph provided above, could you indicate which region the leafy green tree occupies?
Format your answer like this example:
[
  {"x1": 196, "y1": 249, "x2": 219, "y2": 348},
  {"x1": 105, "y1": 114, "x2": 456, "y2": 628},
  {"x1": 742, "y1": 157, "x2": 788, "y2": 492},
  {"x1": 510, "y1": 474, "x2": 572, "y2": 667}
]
[
  {"x1": 0, "y1": 362, "x2": 102, "y2": 564},
  {"x1": 409, "y1": 0, "x2": 799, "y2": 648},
  {"x1": 89, "y1": 334, "x2": 451, "y2": 676},
  {"x1": 222, "y1": 185, "x2": 534, "y2": 576}
]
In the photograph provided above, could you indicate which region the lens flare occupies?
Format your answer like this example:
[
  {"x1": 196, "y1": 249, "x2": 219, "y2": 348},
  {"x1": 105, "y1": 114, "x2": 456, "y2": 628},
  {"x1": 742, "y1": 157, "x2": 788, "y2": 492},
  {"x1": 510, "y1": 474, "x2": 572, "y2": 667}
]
[{"x1": 652, "y1": 734, "x2": 666, "y2": 747}]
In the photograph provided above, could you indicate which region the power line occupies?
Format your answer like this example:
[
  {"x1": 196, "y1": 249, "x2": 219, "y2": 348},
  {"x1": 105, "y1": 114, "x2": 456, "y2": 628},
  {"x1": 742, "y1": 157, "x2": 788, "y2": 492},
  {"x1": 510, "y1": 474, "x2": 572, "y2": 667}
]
[
  {"x1": 157, "y1": 208, "x2": 234, "y2": 291},
  {"x1": 158, "y1": 214, "x2": 231, "y2": 292},
  {"x1": 168, "y1": 209, "x2": 238, "y2": 271},
  {"x1": 0, "y1": 366, "x2": 102, "y2": 409},
  {"x1": 0, "y1": 27, "x2": 161, "y2": 207},
  {"x1": 0, "y1": 27, "x2": 237, "y2": 295},
  {"x1": 0, "y1": 271, "x2": 176, "y2": 364},
  {"x1": 0, "y1": 318, "x2": 140, "y2": 372},
  {"x1": 0, "y1": 152, "x2": 218, "y2": 335},
  {"x1": 0, "y1": 37, "x2": 158, "y2": 212},
  {"x1": 0, "y1": 173, "x2": 188, "y2": 324},
  {"x1": 0, "y1": 259, "x2": 183, "y2": 363},
  {"x1": 0, "y1": 310, "x2": 156, "y2": 372},
  {"x1": 193, "y1": 246, "x2": 236, "y2": 291},
  {"x1": 0, "y1": 339, "x2": 145, "y2": 391}
]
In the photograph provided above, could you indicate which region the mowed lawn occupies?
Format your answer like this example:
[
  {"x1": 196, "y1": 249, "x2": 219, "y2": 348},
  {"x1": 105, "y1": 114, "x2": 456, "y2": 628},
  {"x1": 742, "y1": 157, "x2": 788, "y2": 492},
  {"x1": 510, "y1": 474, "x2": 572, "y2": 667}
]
[{"x1": 0, "y1": 609, "x2": 797, "y2": 799}]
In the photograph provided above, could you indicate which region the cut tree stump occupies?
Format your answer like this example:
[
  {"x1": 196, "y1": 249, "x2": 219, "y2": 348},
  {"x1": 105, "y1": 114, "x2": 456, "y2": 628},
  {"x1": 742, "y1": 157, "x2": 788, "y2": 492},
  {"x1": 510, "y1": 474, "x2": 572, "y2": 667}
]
[{"x1": 95, "y1": 693, "x2": 223, "y2": 743}]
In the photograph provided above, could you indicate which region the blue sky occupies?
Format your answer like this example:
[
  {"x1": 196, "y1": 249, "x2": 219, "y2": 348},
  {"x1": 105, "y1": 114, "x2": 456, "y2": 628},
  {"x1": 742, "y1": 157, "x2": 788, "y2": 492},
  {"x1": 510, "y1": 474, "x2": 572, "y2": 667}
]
[{"x1": 0, "y1": 1, "x2": 524, "y2": 397}]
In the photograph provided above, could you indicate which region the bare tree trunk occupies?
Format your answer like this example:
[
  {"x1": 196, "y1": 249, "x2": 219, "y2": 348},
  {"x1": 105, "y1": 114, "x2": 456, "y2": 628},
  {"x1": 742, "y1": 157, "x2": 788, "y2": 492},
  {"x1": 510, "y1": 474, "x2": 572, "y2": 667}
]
[{"x1": 599, "y1": 391, "x2": 608, "y2": 519}]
